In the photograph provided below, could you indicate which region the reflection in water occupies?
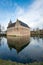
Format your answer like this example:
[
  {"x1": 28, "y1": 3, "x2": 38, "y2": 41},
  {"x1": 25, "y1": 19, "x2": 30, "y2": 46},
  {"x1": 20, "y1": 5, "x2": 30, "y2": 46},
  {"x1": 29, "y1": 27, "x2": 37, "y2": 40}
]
[
  {"x1": 7, "y1": 36, "x2": 30, "y2": 53},
  {"x1": 0, "y1": 36, "x2": 43, "y2": 63},
  {"x1": 0, "y1": 37, "x2": 2, "y2": 46}
]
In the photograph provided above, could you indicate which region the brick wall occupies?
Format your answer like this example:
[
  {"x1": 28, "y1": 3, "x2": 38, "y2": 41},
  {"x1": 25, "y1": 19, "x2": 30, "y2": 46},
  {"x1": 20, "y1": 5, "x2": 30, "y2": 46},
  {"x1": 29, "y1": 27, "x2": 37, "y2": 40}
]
[{"x1": 7, "y1": 22, "x2": 30, "y2": 36}]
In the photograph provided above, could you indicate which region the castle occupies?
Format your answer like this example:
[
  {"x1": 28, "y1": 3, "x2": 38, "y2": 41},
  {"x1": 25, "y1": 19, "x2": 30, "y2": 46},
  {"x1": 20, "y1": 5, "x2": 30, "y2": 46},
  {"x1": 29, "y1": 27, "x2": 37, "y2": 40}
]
[{"x1": 7, "y1": 19, "x2": 30, "y2": 36}]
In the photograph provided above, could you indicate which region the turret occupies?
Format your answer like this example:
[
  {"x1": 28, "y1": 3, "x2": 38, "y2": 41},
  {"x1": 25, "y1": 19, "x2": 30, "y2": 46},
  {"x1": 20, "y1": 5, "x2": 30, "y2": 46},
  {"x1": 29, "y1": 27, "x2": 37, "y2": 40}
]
[{"x1": 8, "y1": 20, "x2": 12, "y2": 26}]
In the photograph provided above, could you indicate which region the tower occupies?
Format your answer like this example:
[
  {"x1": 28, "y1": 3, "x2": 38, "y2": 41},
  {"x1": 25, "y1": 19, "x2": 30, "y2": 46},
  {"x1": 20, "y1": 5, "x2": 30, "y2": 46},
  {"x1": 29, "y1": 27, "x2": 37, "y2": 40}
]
[{"x1": 8, "y1": 20, "x2": 12, "y2": 26}]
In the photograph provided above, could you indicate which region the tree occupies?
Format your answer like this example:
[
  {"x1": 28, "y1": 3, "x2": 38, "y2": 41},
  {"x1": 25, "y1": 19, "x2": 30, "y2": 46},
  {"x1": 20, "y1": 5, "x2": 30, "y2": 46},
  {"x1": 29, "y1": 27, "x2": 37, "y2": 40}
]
[
  {"x1": 36, "y1": 28, "x2": 40, "y2": 35},
  {"x1": 1, "y1": 26, "x2": 5, "y2": 32},
  {"x1": 0, "y1": 24, "x2": 1, "y2": 33}
]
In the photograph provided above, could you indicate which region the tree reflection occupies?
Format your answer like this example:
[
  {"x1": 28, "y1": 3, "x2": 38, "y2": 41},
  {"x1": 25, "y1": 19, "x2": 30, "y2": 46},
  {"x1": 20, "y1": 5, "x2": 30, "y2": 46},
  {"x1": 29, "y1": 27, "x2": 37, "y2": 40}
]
[{"x1": 0, "y1": 37, "x2": 2, "y2": 46}]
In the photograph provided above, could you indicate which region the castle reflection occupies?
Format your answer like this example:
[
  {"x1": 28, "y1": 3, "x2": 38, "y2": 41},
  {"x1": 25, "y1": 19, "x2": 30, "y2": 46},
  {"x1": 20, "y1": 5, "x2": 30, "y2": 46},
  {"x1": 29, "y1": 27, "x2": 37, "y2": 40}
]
[{"x1": 7, "y1": 36, "x2": 30, "y2": 52}]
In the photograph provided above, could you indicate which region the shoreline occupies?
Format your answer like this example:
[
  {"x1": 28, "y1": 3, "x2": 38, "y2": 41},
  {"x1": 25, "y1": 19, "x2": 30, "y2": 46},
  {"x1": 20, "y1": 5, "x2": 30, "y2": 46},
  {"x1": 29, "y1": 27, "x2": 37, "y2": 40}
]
[{"x1": 0, "y1": 59, "x2": 43, "y2": 65}]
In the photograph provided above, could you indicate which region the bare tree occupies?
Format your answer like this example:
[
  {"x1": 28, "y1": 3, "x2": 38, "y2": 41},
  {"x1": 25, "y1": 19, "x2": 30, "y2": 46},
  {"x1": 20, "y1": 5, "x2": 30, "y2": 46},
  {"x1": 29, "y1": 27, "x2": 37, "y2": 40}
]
[
  {"x1": 36, "y1": 28, "x2": 40, "y2": 35},
  {"x1": 0, "y1": 24, "x2": 1, "y2": 33}
]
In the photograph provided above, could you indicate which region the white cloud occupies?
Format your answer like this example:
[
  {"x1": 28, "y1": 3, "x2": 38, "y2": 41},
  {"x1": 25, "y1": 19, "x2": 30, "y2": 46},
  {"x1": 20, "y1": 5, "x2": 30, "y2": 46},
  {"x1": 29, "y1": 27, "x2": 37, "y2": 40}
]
[
  {"x1": 15, "y1": 0, "x2": 43, "y2": 29},
  {"x1": 0, "y1": 0, "x2": 43, "y2": 30}
]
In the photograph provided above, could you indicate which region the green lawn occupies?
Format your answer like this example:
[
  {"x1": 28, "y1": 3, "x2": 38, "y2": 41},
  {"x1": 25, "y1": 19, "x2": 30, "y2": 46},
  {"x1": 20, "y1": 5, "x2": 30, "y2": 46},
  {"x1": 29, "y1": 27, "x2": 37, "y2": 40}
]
[{"x1": 0, "y1": 60, "x2": 43, "y2": 65}]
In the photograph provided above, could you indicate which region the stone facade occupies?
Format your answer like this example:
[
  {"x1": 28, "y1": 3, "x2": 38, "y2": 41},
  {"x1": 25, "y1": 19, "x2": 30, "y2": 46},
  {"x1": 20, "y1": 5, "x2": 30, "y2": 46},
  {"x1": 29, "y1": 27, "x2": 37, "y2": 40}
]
[{"x1": 7, "y1": 19, "x2": 30, "y2": 36}]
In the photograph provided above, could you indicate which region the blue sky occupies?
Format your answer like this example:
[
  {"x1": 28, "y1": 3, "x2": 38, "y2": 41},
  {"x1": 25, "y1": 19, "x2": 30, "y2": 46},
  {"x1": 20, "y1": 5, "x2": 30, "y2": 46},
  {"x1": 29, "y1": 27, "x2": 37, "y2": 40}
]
[{"x1": 0, "y1": 0, "x2": 43, "y2": 30}]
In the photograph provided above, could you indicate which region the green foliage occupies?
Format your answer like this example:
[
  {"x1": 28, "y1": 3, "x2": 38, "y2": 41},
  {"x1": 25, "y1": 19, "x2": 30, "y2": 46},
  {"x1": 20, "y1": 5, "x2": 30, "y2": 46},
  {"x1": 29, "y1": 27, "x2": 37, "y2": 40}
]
[{"x1": 0, "y1": 60, "x2": 43, "y2": 65}]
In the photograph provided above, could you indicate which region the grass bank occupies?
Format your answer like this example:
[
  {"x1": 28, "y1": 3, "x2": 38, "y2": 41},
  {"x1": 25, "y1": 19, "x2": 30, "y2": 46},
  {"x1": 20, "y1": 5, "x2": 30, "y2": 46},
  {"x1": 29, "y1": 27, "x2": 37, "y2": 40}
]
[{"x1": 0, "y1": 60, "x2": 43, "y2": 65}]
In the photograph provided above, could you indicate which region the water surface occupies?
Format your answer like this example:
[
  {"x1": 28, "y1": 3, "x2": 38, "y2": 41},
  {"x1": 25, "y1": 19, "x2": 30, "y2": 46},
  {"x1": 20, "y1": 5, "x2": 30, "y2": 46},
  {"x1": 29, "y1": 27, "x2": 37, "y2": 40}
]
[{"x1": 0, "y1": 36, "x2": 43, "y2": 63}]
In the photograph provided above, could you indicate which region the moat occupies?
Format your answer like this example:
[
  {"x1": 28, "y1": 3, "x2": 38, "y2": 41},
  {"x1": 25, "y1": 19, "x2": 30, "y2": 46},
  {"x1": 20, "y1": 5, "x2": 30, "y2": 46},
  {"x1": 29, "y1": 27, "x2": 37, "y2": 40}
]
[{"x1": 0, "y1": 36, "x2": 43, "y2": 63}]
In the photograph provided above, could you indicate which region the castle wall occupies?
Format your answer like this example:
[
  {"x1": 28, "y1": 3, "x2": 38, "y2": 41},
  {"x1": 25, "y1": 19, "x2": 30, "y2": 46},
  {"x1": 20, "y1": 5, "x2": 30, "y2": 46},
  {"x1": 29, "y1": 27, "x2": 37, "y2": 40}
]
[{"x1": 7, "y1": 22, "x2": 30, "y2": 36}]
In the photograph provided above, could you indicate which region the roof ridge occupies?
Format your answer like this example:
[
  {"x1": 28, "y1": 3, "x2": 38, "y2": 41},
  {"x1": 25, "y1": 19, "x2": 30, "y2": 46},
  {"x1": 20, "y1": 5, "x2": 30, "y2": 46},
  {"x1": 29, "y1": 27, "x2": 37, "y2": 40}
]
[
  {"x1": 7, "y1": 19, "x2": 30, "y2": 28},
  {"x1": 18, "y1": 20, "x2": 29, "y2": 28}
]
